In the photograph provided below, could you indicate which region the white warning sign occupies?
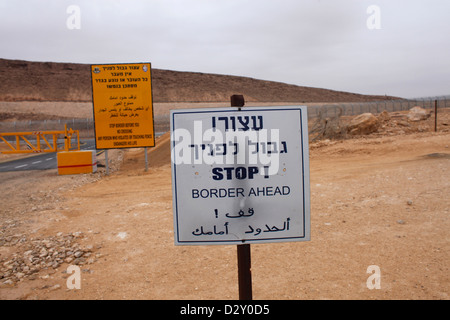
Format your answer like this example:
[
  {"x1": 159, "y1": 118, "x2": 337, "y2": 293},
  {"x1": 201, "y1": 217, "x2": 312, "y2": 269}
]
[{"x1": 170, "y1": 106, "x2": 310, "y2": 245}]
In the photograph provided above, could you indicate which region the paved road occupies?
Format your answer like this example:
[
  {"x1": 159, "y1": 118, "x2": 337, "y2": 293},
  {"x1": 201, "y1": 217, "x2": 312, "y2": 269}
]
[
  {"x1": 0, "y1": 139, "x2": 97, "y2": 172},
  {"x1": 0, "y1": 133, "x2": 165, "y2": 172}
]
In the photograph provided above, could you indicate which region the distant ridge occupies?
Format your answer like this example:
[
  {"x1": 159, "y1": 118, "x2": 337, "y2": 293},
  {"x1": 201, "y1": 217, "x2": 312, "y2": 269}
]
[{"x1": 0, "y1": 58, "x2": 400, "y2": 103}]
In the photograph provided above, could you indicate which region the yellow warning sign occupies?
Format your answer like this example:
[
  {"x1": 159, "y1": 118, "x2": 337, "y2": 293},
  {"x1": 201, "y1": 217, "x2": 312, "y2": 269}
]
[{"x1": 91, "y1": 63, "x2": 155, "y2": 149}]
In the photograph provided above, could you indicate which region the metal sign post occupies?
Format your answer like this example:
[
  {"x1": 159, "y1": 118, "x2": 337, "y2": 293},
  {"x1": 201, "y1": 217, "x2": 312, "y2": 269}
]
[
  {"x1": 170, "y1": 95, "x2": 311, "y2": 300},
  {"x1": 237, "y1": 243, "x2": 252, "y2": 300},
  {"x1": 145, "y1": 147, "x2": 148, "y2": 172},
  {"x1": 231, "y1": 95, "x2": 253, "y2": 300},
  {"x1": 105, "y1": 149, "x2": 109, "y2": 175}
]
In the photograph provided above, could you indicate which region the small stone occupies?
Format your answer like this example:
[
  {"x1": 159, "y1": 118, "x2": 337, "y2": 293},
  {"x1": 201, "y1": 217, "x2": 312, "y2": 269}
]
[
  {"x1": 65, "y1": 257, "x2": 74, "y2": 264},
  {"x1": 49, "y1": 284, "x2": 61, "y2": 291},
  {"x1": 117, "y1": 232, "x2": 127, "y2": 239},
  {"x1": 406, "y1": 200, "x2": 413, "y2": 206},
  {"x1": 74, "y1": 251, "x2": 83, "y2": 258},
  {"x1": 397, "y1": 220, "x2": 405, "y2": 225},
  {"x1": 2, "y1": 280, "x2": 14, "y2": 286},
  {"x1": 73, "y1": 258, "x2": 86, "y2": 265},
  {"x1": 39, "y1": 248, "x2": 48, "y2": 258}
]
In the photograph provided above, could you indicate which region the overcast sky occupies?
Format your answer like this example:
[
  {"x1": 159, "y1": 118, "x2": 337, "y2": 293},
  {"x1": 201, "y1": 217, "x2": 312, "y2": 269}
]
[{"x1": 0, "y1": 0, "x2": 449, "y2": 98}]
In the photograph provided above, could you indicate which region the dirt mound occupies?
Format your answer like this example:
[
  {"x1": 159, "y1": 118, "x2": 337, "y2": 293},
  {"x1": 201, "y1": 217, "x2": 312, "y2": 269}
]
[
  {"x1": 0, "y1": 59, "x2": 91, "y2": 102},
  {"x1": 147, "y1": 132, "x2": 171, "y2": 167},
  {"x1": 0, "y1": 58, "x2": 400, "y2": 103},
  {"x1": 120, "y1": 132, "x2": 171, "y2": 171}
]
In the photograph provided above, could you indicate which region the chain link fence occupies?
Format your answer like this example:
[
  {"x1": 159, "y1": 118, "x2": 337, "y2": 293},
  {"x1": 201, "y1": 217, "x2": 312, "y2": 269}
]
[
  {"x1": 1, "y1": 96, "x2": 448, "y2": 140},
  {"x1": 306, "y1": 95, "x2": 449, "y2": 119},
  {"x1": 0, "y1": 115, "x2": 170, "y2": 141}
]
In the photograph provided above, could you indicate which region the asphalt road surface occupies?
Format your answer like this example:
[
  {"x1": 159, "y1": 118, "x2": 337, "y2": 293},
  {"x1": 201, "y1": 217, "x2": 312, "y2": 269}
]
[
  {"x1": 0, "y1": 139, "x2": 97, "y2": 172},
  {"x1": 0, "y1": 133, "x2": 165, "y2": 172}
]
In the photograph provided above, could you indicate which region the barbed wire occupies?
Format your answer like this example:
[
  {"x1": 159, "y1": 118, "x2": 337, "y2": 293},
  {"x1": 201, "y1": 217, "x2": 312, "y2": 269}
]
[{"x1": 1, "y1": 97, "x2": 448, "y2": 138}]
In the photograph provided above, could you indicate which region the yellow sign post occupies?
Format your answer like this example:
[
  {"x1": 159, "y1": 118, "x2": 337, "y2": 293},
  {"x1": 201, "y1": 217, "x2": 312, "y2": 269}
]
[{"x1": 91, "y1": 63, "x2": 155, "y2": 149}]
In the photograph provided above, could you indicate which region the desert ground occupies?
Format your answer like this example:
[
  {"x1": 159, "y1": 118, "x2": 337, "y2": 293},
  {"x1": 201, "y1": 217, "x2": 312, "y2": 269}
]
[{"x1": 0, "y1": 104, "x2": 449, "y2": 300}]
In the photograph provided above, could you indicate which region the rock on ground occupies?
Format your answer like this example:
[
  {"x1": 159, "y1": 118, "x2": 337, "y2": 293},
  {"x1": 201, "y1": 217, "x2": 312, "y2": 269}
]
[
  {"x1": 347, "y1": 113, "x2": 380, "y2": 135},
  {"x1": 407, "y1": 106, "x2": 431, "y2": 122}
]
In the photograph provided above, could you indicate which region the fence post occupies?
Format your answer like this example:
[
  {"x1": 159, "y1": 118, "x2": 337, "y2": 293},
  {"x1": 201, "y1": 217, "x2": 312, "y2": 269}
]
[{"x1": 434, "y1": 100, "x2": 438, "y2": 132}]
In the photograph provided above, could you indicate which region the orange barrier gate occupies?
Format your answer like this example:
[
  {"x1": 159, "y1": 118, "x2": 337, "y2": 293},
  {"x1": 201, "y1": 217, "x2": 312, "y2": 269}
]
[{"x1": 0, "y1": 124, "x2": 80, "y2": 154}]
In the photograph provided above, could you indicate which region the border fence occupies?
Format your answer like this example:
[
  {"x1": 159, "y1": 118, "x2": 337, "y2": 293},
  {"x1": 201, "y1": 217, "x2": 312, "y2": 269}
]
[
  {"x1": 306, "y1": 95, "x2": 449, "y2": 119},
  {"x1": 0, "y1": 115, "x2": 171, "y2": 141},
  {"x1": 0, "y1": 95, "x2": 448, "y2": 140}
]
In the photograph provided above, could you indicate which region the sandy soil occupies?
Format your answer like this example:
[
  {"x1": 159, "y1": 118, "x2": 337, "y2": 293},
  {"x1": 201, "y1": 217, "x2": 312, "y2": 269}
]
[{"x1": 0, "y1": 118, "x2": 449, "y2": 299}]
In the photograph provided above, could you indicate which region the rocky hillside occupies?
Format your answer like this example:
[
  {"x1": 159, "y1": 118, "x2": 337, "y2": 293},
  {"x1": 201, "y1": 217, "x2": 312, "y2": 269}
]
[{"x1": 0, "y1": 58, "x2": 399, "y2": 103}]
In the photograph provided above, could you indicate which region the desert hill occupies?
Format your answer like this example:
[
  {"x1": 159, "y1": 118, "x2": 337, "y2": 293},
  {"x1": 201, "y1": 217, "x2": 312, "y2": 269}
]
[{"x1": 0, "y1": 58, "x2": 399, "y2": 103}]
